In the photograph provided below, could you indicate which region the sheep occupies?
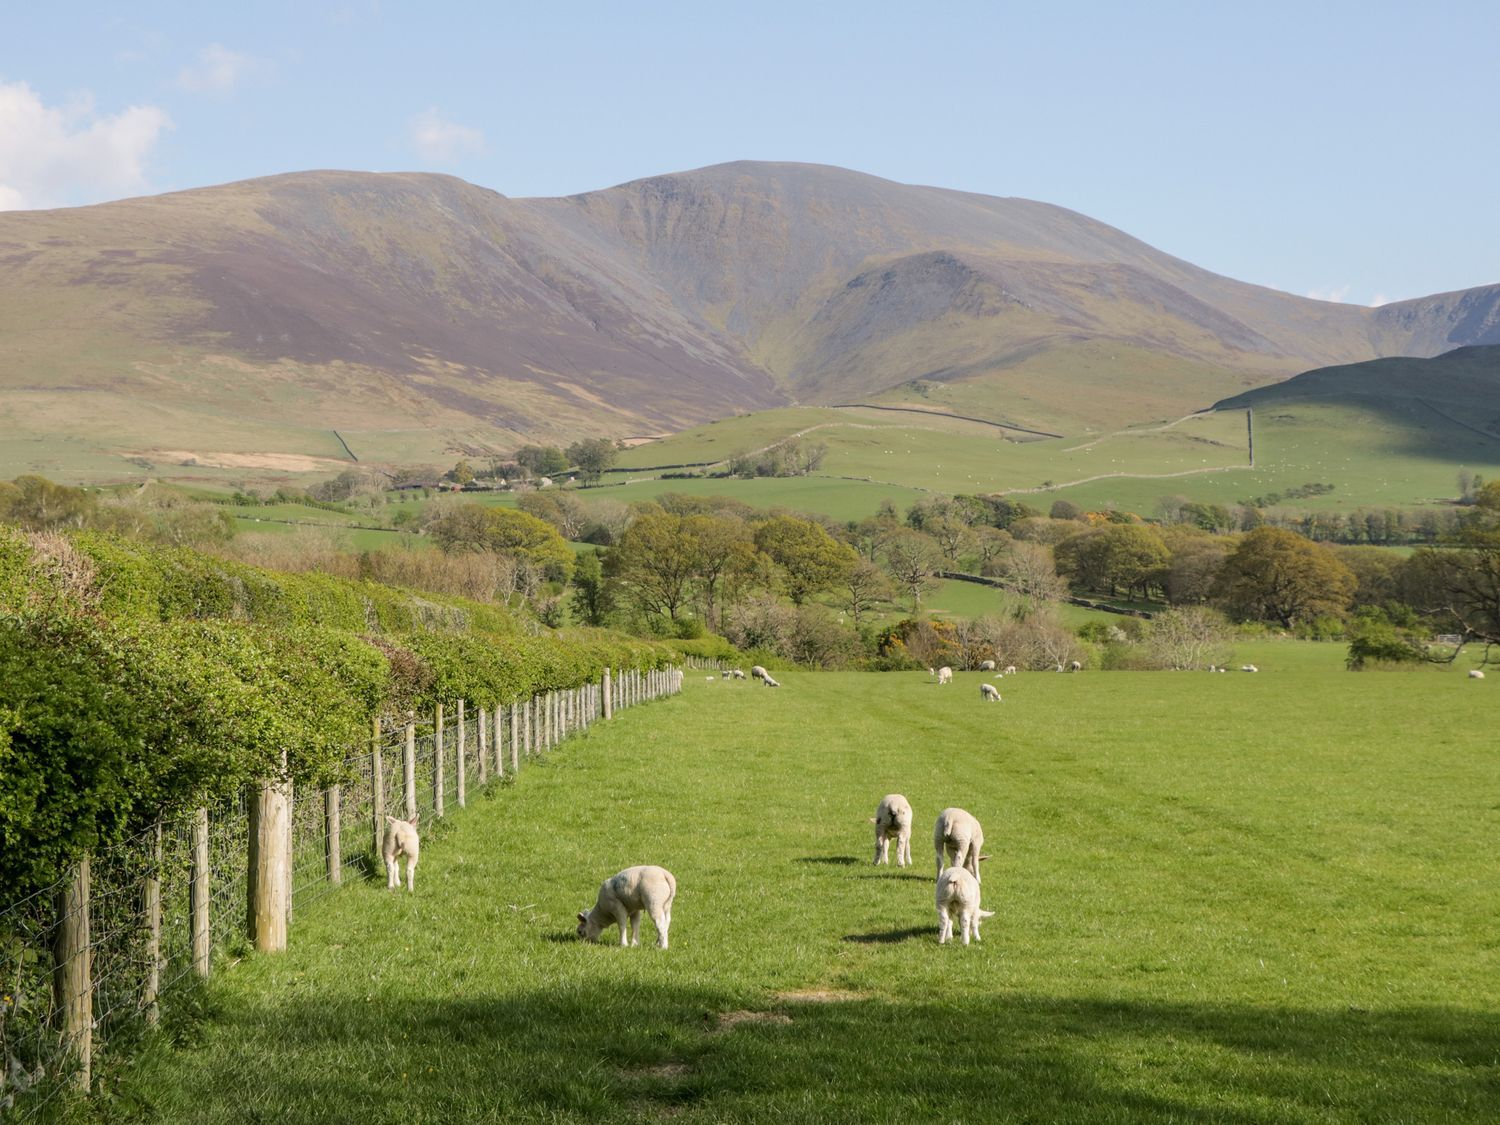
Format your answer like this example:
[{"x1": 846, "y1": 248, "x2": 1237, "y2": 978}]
[
  {"x1": 576, "y1": 865, "x2": 676, "y2": 949},
  {"x1": 1241, "y1": 664, "x2": 1259, "y2": 673},
  {"x1": 936, "y1": 866, "x2": 994, "y2": 945},
  {"x1": 934, "y1": 807, "x2": 986, "y2": 883},
  {"x1": 751, "y1": 665, "x2": 770, "y2": 682},
  {"x1": 1470, "y1": 669, "x2": 1486, "y2": 679},
  {"x1": 936, "y1": 666, "x2": 953, "y2": 685},
  {"x1": 871, "y1": 794, "x2": 914, "y2": 867},
  {"x1": 1055, "y1": 663, "x2": 1065, "y2": 672},
  {"x1": 730, "y1": 669, "x2": 746, "y2": 679},
  {"x1": 1003, "y1": 666, "x2": 1017, "y2": 676},
  {"x1": 762, "y1": 674, "x2": 781, "y2": 687},
  {"x1": 382, "y1": 814, "x2": 420, "y2": 893},
  {"x1": 979, "y1": 683, "x2": 1001, "y2": 702},
  {"x1": 978, "y1": 660, "x2": 997, "y2": 671},
  {"x1": 705, "y1": 675, "x2": 716, "y2": 682},
  {"x1": 1069, "y1": 660, "x2": 1083, "y2": 672}
]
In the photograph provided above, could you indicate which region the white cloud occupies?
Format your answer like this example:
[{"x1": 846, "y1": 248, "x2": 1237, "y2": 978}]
[
  {"x1": 177, "y1": 44, "x2": 265, "y2": 94},
  {"x1": 1305, "y1": 285, "x2": 1351, "y2": 304},
  {"x1": 408, "y1": 108, "x2": 485, "y2": 162},
  {"x1": 0, "y1": 81, "x2": 171, "y2": 211}
]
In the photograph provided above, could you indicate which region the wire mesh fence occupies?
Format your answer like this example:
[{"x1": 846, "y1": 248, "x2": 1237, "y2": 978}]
[{"x1": 0, "y1": 666, "x2": 683, "y2": 1118}]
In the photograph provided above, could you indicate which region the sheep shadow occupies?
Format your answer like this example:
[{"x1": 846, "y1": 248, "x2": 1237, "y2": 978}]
[
  {"x1": 796, "y1": 855, "x2": 862, "y2": 866},
  {"x1": 854, "y1": 872, "x2": 930, "y2": 883},
  {"x1": 842, "y1": 926, "x2": 931, "y2": 944}
]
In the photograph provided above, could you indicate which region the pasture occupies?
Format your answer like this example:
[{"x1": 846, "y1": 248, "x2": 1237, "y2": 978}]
[{"x1": 118, "y1": 659, "x2": 1498, "y2": 1123}]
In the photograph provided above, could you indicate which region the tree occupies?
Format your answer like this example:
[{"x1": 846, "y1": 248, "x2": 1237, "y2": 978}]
[
  {"x1": 1397, "y1": 494, "x2": 1500, "y2": 661},
  {"x1": 2, "y1": 475, "x2": 96, "y2": 530},
  {"x1": 883, "y1": 529, "x2": 941, "y2": 610},
  {"x1": 1050, "y1": 499, "x2": 1085, "y2": 521},
  {"x1": 997, "y1": 541, "x2": 1068, "y2": 601},
  {"x1": 566, "y1": 438, "x2": 618, "y2": 486},
  {"x1": 753, "y1": 516, "x2": 855, "y2": 605},
  {"x1": 448, "y1": 460, "x2": 475, "y2": 485},
  {"x1": 1212, "y1": 527, "x2": 1356, "y2": 626},
  {"x1": 1144, "y1": 607, "x2": 1232, "y2": 670},
  {"x1": 518, "y1": 491, "x2": 590, "y2": 540},
  {"x1": 430, "y1": 504, "x2": 573, "y2": 578},
  {"x1": 841, "y1": 558, "x2": 893, "y2": 627},
  {"x1": 606, "y1": 511, "x2": 699, "y2": 621},
  {"x1": 515, "y1": 445, "x2": 568, "y2": 478},
  {"x1": 571, "y1": 549, "x2": 613, "y2": 626},
  {"x1": 684, "y1": 514, "x2": 756, "y2": 631}
]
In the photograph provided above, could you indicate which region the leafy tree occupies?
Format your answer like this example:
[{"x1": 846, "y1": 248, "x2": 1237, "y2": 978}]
[
  {"x1": 1050, "y1": 499, "x2": 1085, "y2": 521},
  {"x1": 448, "y1": 460, "x2": 476, "y2": 485},
  {"x1": 518, "y1": 490, "x2": 590, "y2": 539},
  {"x1": 607, "y1": 511, "x2": 699, "y2": 621},
  {"x1": 566, "y1": 438, "x2": 618, "y2": 485},
  {"x1": 1212, "y1": 527, "x2": 1356, "y2": 626},
  {"x1": 570, "y1": 550, "x2": 613, "y2": 626},
  {"x1": 515, "y1": 445, "x2": 568, "y2": 478},
  {"x1": 431, "y1": 504, "x2": 572, "y2": 578},
  {"x1": 753, "y1": 515, "x2": 855, "y2": 605},
  {"x1": 2, "y1": 475, "x2": 96, "y2": 530},
  {"x1": 685, "y1": 514, "x2": 756, "y2": 631}
]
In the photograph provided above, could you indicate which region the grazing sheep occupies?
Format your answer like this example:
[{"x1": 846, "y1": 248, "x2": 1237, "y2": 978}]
[
  {"x1": 936, "y1": 666, "x2": 953, "y2": 685},
  {"x1": 382, "y1": 814, "x2": 420, "y2": 893},
  {"x1": 762, "y1": 674, "x2": 781, "y2": 687},
  {"x1": 1055, "y1": 663, "x2": 1065, "y2": 672},
  {"x1": 979, "y1": 683, "x2": 1001, "y2": 702},
  {"x1": 1069, "y1": 660, "x2": 1083, "y2": 672},
  {"x1": 1470, "y1": 669, "x2": 1486, "y2": 679},
  {"x1": 1241, "y1": 665, "x2": 1259, "y2": 673},
  {"x1": 1004, "y1": 666, "x2": 1017, "y2": 676},
  {"x1": 934, "y1": 807, "x2": 986, "y2": 883},
  {"x1": 978, "y1": 660, "x2": 997, "y2": 671},
  {"x1": 730, "y1": 669, "x2": 746, "y2": 679},
  {"x1": 871, "y1": 794, "x2": 914, "y2": 867},
  {"x1": 576, "y1": 865, "x2": 677, "y2": 949},
  {"x1": 706, "y1": 675, "x2": 716, "y2": 682},
  {"x1": 751, "y1": 665, "x2": 770, "y2": 682},
  {"x1": 936, "y1": 866, "x2": 994, "y2": 945}
]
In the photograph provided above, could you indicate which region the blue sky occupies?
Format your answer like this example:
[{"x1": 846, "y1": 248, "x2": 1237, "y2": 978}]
[{"x1": 2, "y1": 0, "x2": 1495, "y2": 306}]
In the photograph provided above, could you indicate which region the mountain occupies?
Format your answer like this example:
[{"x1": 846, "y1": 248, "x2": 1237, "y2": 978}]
[{"x1": 1, "y1": 160, "x2": 1496, "y2": 478}]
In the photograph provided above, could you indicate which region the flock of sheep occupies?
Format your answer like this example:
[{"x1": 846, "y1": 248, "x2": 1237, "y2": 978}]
[{"x1": 876, "y1": 796, "x2": 995, "y2": 945}]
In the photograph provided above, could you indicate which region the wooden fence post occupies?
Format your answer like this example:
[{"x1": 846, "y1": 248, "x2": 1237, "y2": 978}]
[
  {"x1": 456, "y1": 700, "x2": 467, "y2": 807},
  {"x1": 371, "y1": 716, "x2": 385, "y2": 857},
  {"x1": 325, "y1": 785, "x2": 342, "y2": 886},
  {"x1": 477, "y1": 703, "x2": 489, "y2": 786},
  {"x1": 603, "y1": 668, "x2": 612, "y2": 720},
  {"x1": 144, "y1": 825, "x2": 162, "y2": 1027},
  {"x1": 510, "y1": 704, "x2": 520, "y2": 774},
  {"x1": 403, "y1": 714, "x2": 416, "y2": 821},
  {"x1": 191, "y1": 807, "x2": 210, "y2": 978},
  {"x1": 248, "y1": 750, "x2": 290, "y2": 953},
  {"x1": 54, "y1": 854, "x2": 92, "y2": 1090},
  {"x1": 434, "y1": 703, "x2": 445, "y2": 818},
  {"x1": 284, "y1": 774, "x2": 294, "y2": 926},
  {"x1": 527, "y1": 696, "x2": 536, "y2": 757},
  {"x1": 494, "y1": 705, "x2": 504, "y2": 776}
]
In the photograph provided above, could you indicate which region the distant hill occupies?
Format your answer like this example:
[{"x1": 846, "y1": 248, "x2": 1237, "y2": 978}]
[{"x1": 1, "y1": 161, "x2": 1497, "y2": 479}]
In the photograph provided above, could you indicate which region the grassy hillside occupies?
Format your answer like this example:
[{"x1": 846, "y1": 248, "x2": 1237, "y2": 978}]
[{"x1": 123, "y1": 664, "x2": 1498, "y2": 1122}]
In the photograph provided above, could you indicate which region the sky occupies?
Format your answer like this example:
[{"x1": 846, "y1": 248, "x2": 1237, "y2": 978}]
[{"x1": 2, "y1": 0, "x2": 1495, "y2": 307}]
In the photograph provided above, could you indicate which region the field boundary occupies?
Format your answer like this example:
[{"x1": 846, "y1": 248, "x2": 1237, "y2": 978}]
[{"x1": 829, "y1": 403, "x2": 1064, "y2": 439}]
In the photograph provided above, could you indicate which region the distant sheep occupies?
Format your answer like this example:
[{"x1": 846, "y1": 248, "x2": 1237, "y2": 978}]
[
  {"x1": 762, "y1": 674, "x2": 781, "y2": 687},
  {"x1": 1470, "y1": 669, "x2": 1486, "y2": 680},
  {"x1": 1069, "y1": 660, "x2": 1083, "y2": 672},
  {"x1": 934, "y1": 807, "x2": 986, "y2": 883},
  {"x1": 576, "y1": 865, "x2": 676, "y2": 949},
  {"x1": 1003, "y1": 666, "x2": 1017, "y2": 676},
  {"x1": 871, "y1": 794, "x2": 914, "y2": 867},
  {"x1": 751, "y1": 665, "x2": 770, "y2": 682},
  {"x1": 978, "y1": 660, "x2": 996, "y2": 671},
  {"x1": 936, "y1": 866, "x2": 994, "y2": 946},
  {"x1": 1241, "y1": 665, "x2": 1259, "y2": 673},
  {"x1": 382, "y1": 814, "x2": 420, "y2": 893},
  {"x1": 730, "y1": 669, "x2": 746, "y2": 679},
  {"x1": 936, "y1": 666, "x2": 953, "y2": 685},
  {"x1": 979, "y1": 683, "x2": 1001, "y2": 702}
]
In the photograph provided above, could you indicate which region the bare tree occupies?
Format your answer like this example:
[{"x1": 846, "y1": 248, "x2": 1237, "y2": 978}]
[{"x1": 883, "y1": 529, "x2": 942, "y2": 610}]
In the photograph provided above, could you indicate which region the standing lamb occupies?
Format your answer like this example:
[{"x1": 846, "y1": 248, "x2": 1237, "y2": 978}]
[
  {"x1": 382, "y1": 814, "x2": 420, "y2": 893},
  {"x1": 978, "y1": 660, "x2": 997, "y2": 671},
  {"x1": 933, "y1": 807, "x2": 986, "y2": 883},
  {"x1": 576, "y1": 865, "x2": 677, "y2": 949},
  {"x1": 1470, "y1": 669, "x2": 1486, "y2": 679},
  {"x1": 936, "y1": 666, "x2": 953, "y2": 685},
  {"x1": 979, "y1": 683, "x2": 1001, "y2": 702},
  {"x1": 750, "y1": 665, "x2": 770, "y2": 682},
  {"x1": 871, "y1": 794, "x2": 914, "y2": 867},
  {"x1": 1003, "y1": 666, "x2": 1017, "y2": 676},
  {"x1": 936, "y1": 866, "x2": 995, "y2": 945},
  {"x1": 1069, "y1": 660, "x2": 1083, "y2": 672}
]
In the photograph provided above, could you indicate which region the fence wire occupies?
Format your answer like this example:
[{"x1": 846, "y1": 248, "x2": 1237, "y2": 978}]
[{"x1": 0, "y1": 670, "x2": 683, "y2": 1118}]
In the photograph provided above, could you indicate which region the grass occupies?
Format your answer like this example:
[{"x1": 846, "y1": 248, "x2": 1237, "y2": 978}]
[{"x1": 118, "y1": 663, "x2": 1499, "y2": 1122}]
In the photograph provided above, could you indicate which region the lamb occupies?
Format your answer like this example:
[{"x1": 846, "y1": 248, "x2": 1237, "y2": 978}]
[
  {"x1": 382, "y1": 814, "x2": 420, "y2": 893},
  {"x1": 730, "y1": 669, "x2": 746, "y2": 679},
  {"x1": 979, "y1": 683, "x2": 1001, "y2": 702},
  {"x1": 750, "y1": 665, "x2": 770, "y2": 682},
  {"x1": 1069, "y1": 660, "x2": 1083, "y2": 672},
  {"x1": 936, "y1": 666, "x2": 953, "y2": 685},
  {"x1": 1003, "y1": 666, "x2": 1017, "y2": 676},
  {"x1": 1470, "y1": 669, "x2": 1486, "y2": 679},
  {"x1": 936, "y1": 866, "x2": 994, "y2": 945},
  {"x1": 576, "y1": 865, "x2": 677, "y2": 949},
  {"x1": 1241, "y1": 664, "x2": 1259, "y2": 673},
  {"x1": 762, "y1": 674, "x2": 781, "y2": 687},
  {"x1": 978, "y1": 660, "x2": 997, "y2": 671},
  {"x1": 871, "y1": 793, "x2": 914, "y2": 867},
  {"x1": 933, "y1": 807, "x2": 986, "y2": 883}
]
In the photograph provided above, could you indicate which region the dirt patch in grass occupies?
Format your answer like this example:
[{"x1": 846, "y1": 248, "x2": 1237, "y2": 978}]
[
  {"x1": 623, "y1": 1062, "x2": 692, "y2": 1080},
  {"x1": 774, "y1": 987, "x2": 868, "y2": 1003},
  {"x1": 712, "y1": 1009, "x2": 793, "y2": 1033}
]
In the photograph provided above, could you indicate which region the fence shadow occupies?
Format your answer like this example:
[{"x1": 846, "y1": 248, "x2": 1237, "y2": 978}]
[{"x1": 125, "y1": 984, "x2": 1500, "y2": 1123}]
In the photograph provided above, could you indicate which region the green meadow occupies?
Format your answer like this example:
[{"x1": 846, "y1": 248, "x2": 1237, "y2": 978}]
[{"x1": 120, "y1": 659, "x2": 1499, "y2": 1123}]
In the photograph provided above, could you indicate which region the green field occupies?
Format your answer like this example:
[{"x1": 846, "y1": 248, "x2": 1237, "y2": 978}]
[{"x1": 123, "y1": 663, "x2": 1499, "y2": 1122}]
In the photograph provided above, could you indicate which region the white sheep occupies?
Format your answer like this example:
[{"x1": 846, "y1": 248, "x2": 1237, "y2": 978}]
[
  {"x1": 731, "y1": 669, "x2": 746, "y2": 679},
  {"x1": 751, "y1": 665, "x2": 770, "y2": 682},
  {"x1": 936, "y1": 866, "x2": 994, "y2": 946},
  {"x1": 979, "y1": 683, "x2": 1001, "y2": 702},
  {"x1": 1069, "y1": 660, "x2": 1083, "y2": 672},
  {"x1": 1470, "y1": 669, "x2": 1485, "y2": 679},
  {"x1": 1055, "y1": 663, "x2": 1065, "y2": 672},
  {"x1": 934, "y1": 807, "x2": 986, "y2": 883},
  {"x1": 762, "y1": 674, "x2": 781, "y2": 687},
  {"x1": 1241, "y1": 664, "x2": 1259, "y2": 673},
  {"x1": 936, "y1": 666, "x2": 953, "y2": 685},
  {"x1": 871, "y1": 794, "x2": 914, "y2": 867},
  {"x1": 382, "y1": 814, "x2": 420, "y2": 893},
  {"x1": 576, "y1": 865, "x2": 676, "y2": 949},
  {"x1": 1003, "y1": 666, "x2": 1017, "y2": 676},
  {"x1": 978, "y1": 660, "x2": 996, "y2": 671}
]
